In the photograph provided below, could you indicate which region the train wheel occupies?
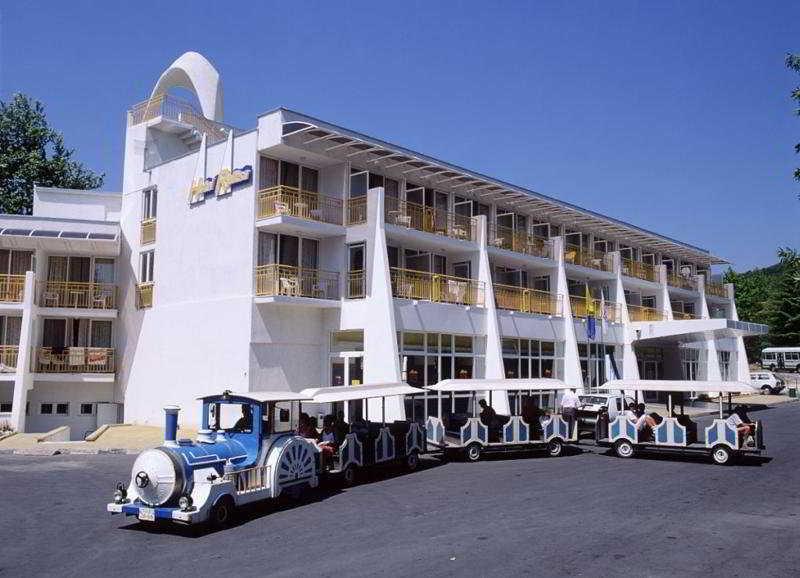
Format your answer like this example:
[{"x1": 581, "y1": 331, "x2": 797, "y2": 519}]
[
  {"x1": 547, "y1": 439, "x2": 564, "y2": 457},
  {"x1": 614, "y1": 439, "x2": 634, "y2": 459},
  {"x1": 406, "y1": 451, "x2": 419, "y2": 471},
  {"x1": 342, "y1": 465, "x2": 357, "y2": 486},
  {"x1": 209, "y1": 495, "x2": 235, "y2": 529},
  {"x1": 711, "y1": 445, "x2": 732, "y2": 466},
  {"x1": 465, "y1": 443, "x2": 482, "y2": 462}
]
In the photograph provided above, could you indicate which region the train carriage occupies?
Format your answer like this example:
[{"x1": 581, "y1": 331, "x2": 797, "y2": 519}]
[
  {"x1": 595, "y1": 379, "x2": 766, "y2": 465},
  {"x1": 424, "y1": 378, "x2": 578, "y2": 462}
]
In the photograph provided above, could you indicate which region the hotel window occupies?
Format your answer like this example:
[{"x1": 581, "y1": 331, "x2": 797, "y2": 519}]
[
  {"x1": 80, "y1": 403, "x2": 95, "y2": 416},
  {"x1": 40, "y1": 403, "x2": 53, "y2": 415},
  {"x1": 578, "y1": 343, "x2": 613, "y2": 391},
  {"x1": 142, "y1": 187, "x2": 157, "y2": 220},
  {"x1": 0, "y1": 402, "x2": 11, "y2": 413},
  {"x1": 349, "y1": 168, "x2": 368, "y2": 199},
  {"x1": 347, "y1": 243, "x2": 366, "y2": 298},
  {"x1": 642, "y1": 253, "x2": 656, "y2": 266},
  {"x1": 680, "y1": 347, "x2": 706, "y2": 381},
  {"x1": 0, "y1": 316, "x2": 21, "y2": 346},
  {"x1": 641, "y1": 296, "x2": 656, "y2": 309},
  {"x1": 140, "y1": 250, "x2": 155, "y2": 283},
  {"x1": 453, "y1": 261, "x2": 471, "y2": 280},
  {"x1": 531, "y1": 221, "x2": 550, "y2": 238},
  {"x1": 502, "y1": 339, "x2": 564, "y2": 380},
  {"x1": 257, "y1": 232, "x2": 318, "y2": 269},
  {"x1": 718, "y1": 350, "x2": 732, "y2": 381},
  {"x1": 0, "y1": 249, "x2": 34, "y2": 275}
]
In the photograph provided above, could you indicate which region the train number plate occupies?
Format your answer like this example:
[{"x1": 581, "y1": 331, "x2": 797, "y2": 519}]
[{"x1": 138, "y1": 507, "x2": 155, "y2": 522}]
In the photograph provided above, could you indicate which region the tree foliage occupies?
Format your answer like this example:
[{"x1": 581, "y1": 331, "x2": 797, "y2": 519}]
[
  {"x1": 0, "y1": 94, "x2": 104, "y2": 214},
  {"x1": 788, "y1": 53, "x2": 800, "y2": 199}
]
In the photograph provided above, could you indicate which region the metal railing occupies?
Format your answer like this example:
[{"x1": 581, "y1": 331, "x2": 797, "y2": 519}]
[
  {"x1": 128, "y1": 94, "x2": 230, "y2": 144},
  {"x1": 493, "y1": 285, "x2": 562, "y2": 316},
  {"x1": 255, "y1": 264, "x2": 340, "y2": 300},
  {"x1": 488, "y1": 224, "x2": 551, "y2": 259},
  {"x1": 226, "y1": 464, "x2": 272, "y2": 494},
  {"x1": 384, "y1": 197, "x2": 476, "y2": 242},
  {"x1": 346, "y1": 197, "x2": 367, "y2": 225},
  {"x1": 627, "y1": 304, "x2": 664, "y2": 322},
  {"x1": 38, "y1": 281, "x2": 117, "y2": 310},
  {"x1": 0, "y1": 346, "x2": 19, "y2": 370},
  {"x1": 667, "y1": 272, "x2": 698, "y2": 291},
  {"x1": 569, "y1": 296, "x2": 622, "y2": 322},
  {"x1": 390, "y1": 267, "x2": 484, "y2": 306},
  {"x1": 0, "y1": 275, "x2": 25, "y2": 303},
  {"x1": 621, "y1": 259, "x2": 658, "y2": 283},
  {"x1": 705, "y1": 282, "x2": 727, "y2": 298},
  {"x1": 347, "y1": 270, "x2": 366, "y2": 299},
  {"x1": 136, "y1": 283, "x2": 154, "y2": 309},
  {"x1": 672, "y1": 310, "x2": 697, "y2": 320},
  {"x1": 257, "y1": 186, "x2": 343, "y2": 225},
  {"x1": 141, "y1": 218, "x2": 156, "y2": 245},
  {"x1": 32, "y1": 347, "x2": 115, "y2": 373},
  {"x1": 564, "y1": 245, "x2": 614, "y2": 272}
]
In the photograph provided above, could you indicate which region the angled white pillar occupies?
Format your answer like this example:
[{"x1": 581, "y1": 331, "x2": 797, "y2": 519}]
[
  {"x1": 613, "y1": 252, "x2": 640, "y2": 380},
  {"x1": 727, "y1": 283, "x2": 751, "y2": 382},
  {"x1": 553, "y1": 237, "x2": 583, "y2": 391},
  {"x1": 697, "y1": 275, "x2": 722, "y2": 381},
  {"x1": 657, "y1": 265, "x2": 674, "y2": 321},
  {"x1": 10, "y1": 272, "x2": 36, "y2": 432}
]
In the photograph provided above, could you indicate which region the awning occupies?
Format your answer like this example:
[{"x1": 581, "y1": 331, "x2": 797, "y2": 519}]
[
  {"x1": 427, "y1": 378, "x2": 571, "y2": 393},
  {"x1": 602, "y1": 379, "x2": 758, "y2": 394},
  {"x1": 300, "y1": 382, "x2": 424, "y2": 402},
  {"x1": 632, "y1": 319, "x2": 769, "y2": 345},
  {"x1": 198, "y1": 390, "x2": 312, "y2": 403}
]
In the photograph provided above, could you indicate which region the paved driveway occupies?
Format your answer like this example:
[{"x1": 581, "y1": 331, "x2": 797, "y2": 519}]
[{"x1": 1, "y1": 405, "x2": 798, "y2": 578}]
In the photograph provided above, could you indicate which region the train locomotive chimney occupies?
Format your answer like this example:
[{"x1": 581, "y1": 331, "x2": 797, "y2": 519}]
[{"x1": 164, "y1": 405, "x2": 180, "y2": 446}]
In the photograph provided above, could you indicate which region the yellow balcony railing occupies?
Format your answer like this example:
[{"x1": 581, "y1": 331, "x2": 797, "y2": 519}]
[
  {"x1": 136, "y1": 283, "x2": 154, "y2": 309},
  {"x1": 347, "y1": 270, "x2": 366, "y2": 299},
  {"x1": 0, "y1": 345, "x2": 19, "y2": 370},
  {"x1": 257, "y1": 186, "x2": 343, "y2": 225},
  {"x1": 667, "y1": 272, "x2": 698, "y2": 291},
  {"x1": 129, "y1": 94, "x2": 229, "y2": 144},
  {"x1": 32, "y1": 347, "x2": 115, "y2": 373},
  {"x1": 0, "y1": 275, "x2": 25, "y2": 303},
  {"x1": 346, "y1": 197, "x2": 368, "y2": 225},
  {"x1": 494, "y1": 285, "x2": 562, "y2": 316},
  {"x1": 38, "y1": 281, "x2": 117, "y2": 310},
  {"x1": 627, "y1": 304, "x2": 664, "y2": 322},
  {"x1": 255, "y1": 265, "x2": 340, "y2": 300},
  {"x1": 621, "y1": 259, "x2": 658, "y2": 283},
  {"x1": 705, "y1": 282, "x2": 727, "y2": 298},
  {"x1": 488, "y1": 224, "x2": 551, "y2": 259},
  {"x1": 564, "y1": 245, "x2": 614, "y2": 272},
  {"x1": 672, "y1": 310, "x2": 697, "y2": 320},
  {"x1": 384, "y1": 197, "x2": 476, "y2": 242},
  {"x1": 141, "y1": 218, "x2": 156, "y2": 245},
  {"x1": 570, "y1": 296, "x2": 622, "y2": 322},
  {"x1": 390, "y1": 268, "x2": 484, "y2": 306}
]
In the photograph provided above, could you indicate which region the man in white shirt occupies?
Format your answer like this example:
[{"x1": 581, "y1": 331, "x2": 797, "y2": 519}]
[
  {"x1": 726, "y1": 407, "x2": 755, "y2": 446},
  {"x1": 560, "y1": 388, "x2": 580, "y2": 437}
]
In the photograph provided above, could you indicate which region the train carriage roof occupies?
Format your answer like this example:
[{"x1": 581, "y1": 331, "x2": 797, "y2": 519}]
[
  {"x1": 301, "y1": 382, "x2": 425, "y2": 402},
  {"x1": 427, "y1": 378, "x2": 571, "y2": 392},
  {"x1": 198, "y1": 390, "x2": 313, "y2": 403},
  {"x1": 602, "y1": 379, "x2": 759, "y2": 394}
]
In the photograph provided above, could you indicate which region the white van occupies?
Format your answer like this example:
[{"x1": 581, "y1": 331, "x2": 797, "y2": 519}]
[{"x1": 761, "y1": 347, "x2": 800, "y2": 372}]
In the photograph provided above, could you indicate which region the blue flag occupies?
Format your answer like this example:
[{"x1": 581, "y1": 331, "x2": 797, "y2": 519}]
[{"x1": 587, "y1": 316, "x2": 596, "y2": 341}]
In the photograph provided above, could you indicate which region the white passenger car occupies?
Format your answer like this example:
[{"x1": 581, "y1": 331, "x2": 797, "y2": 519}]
[{"x1": 749, "y1": 372, "x2": 785, "y2": 395}]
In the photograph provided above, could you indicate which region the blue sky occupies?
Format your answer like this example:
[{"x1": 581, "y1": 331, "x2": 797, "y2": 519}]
[{"x1": 1, "y1": 1, "x2": 798, "y2": 271}]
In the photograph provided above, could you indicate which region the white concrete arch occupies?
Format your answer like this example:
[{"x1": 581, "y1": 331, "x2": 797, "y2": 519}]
[{"x1": 149, "y1": 51, "x2": 224, "y2": 122}]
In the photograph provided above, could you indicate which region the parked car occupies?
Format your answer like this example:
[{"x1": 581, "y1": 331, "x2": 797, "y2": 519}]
[
  {"x1": 577, "y1": 393, "x2": 635, "y2": 433},
  {"x1": 749, "y1": 371, "x2": 785, "y2": 395}
]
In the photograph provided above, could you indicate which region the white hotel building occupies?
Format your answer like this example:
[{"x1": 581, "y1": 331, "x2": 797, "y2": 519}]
[{"x1": 0, "y1": 53, "x2": 766, "y2": 438}]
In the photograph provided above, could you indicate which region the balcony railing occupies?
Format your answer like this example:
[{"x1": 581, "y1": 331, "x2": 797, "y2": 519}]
[
  {"x1": 384, "y1": 197, "x2": 476, "y2": 242},
  {"x1": 129, "y1": 94, "x2": 229, "y2": 144},
  {"x1": 141, "y1": 218, "x2": 156, "y2": 245},
  {"x1": 346, "y1": 197, "x2": 367, "y2": 225},
  {"x1": 38, "y1": 281, "x2": 117, "y2": 310},
  {"x1": 672, "y1": 310, "x2": 697, "y2": 320},
  {"x1": 136, "y1": 283, "x2": 154, "y2": 309},
  {"x1": 390, "y1": 268, "x2": 484, "y2": 306},
  {"x1": 32, "y1": 347, "x2": 115, "y2": 373},
  {"x1": 257, "y1": 186, "x2": 343, "y2": 226},
  {"x1": 0, "y1": 275, "x2": 25, "y2": 303},
  {"x1": 564, "y1": 245, "x2": 614, "y2": 273},
  {"x1": 627, "y1": 304, "x2": 664, "y2": 322},
  {"x1": 667, "y1": 272, "x2": 698, "y2": 291},
  {"x1": 705, "y1": 282, "x2": 727, "y2": 298},
  {"x1": 569, "y1": 296, "x2": 622, "y2": 323},
  {"x1": 621, "y1": 259, "x2": 658, "y2": 283},
  {"x1": 347, "y1": 270, "x2": 366, "y2": 299},
  {"x1": 494, "y1": 285, "x2": 561, "y2": 316},
  {"x1": 488, "y1": 224, "x2": 551, "y2": 259},
  {"x1": 255, "y1": 264, "x2": 340, "y2": 300},
  {"x1": 0, "y1": 345, "x2": 19, "y2": 370}
]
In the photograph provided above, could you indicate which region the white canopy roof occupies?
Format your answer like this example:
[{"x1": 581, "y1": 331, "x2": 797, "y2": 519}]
[
  {"x1": 602, "y1": 379, "x2": 759, "y2": 394},
  {"x1": 427, "y1": 378, "x2": 571, "y2": 393},
  {"x1": 198, "y1": 390, "x2": 313, "y2": 403},
  {"x1": 300, "y1": 382, "x2": 425, "y2": 403}
]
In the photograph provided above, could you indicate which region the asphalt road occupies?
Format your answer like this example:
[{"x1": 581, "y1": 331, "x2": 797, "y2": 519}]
[{"x1": 2, "y1": 404, "x2": 799, "y2": 578}]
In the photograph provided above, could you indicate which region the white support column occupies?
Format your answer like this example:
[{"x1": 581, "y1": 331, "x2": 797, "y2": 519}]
[
  {"x1": 697, "y1": 275, "x2": 722, "y2": 381},
  {"x1": 613, "y1": 252, "x2": 640, "y2": 380},
  {"x1": 476, "y1": 215, "x2": 509, "y2": 414},
  {"x1": 727, "y1": 283, "x2": 750, "y2": 382},
  {"x1": 553, "y1": 237, "x2": 583, "y2": 391},
  {"x1": 657, "y1": 265, "x2": 674, "y2": 321},
  {"x1": 10, "y1": 271, "x2": 36, "y2": 433}
]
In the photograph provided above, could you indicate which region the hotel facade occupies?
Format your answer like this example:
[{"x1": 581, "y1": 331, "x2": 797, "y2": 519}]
[{"x1": 0, "y1": 53, "x2": 767, "y2": 438}]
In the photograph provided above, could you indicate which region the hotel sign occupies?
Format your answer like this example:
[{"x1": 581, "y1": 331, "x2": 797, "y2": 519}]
[{"x1": 188, "y1": 129, "x2": 252, "y2": 205}]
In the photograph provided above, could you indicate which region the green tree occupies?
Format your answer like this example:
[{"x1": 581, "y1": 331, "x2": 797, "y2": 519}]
[
  {"x1": 764, "y1": 248, "x2": 800, "y2": 346},
  {"x1": 724, "y1": 265, "x2": 773, "y2": 359},
  {"x1": 0, "y1": 94, "x2": 104, "y2": 214},
  {"x1": 788, "y1": 53, "x2": 800, "y2": 199}
]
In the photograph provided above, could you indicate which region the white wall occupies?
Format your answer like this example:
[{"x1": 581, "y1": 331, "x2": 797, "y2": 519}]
[
  {"x1": 34, "y1": 187, "x2": 121, "y2": 222},
  {"x1": 25, "y1": 381, "x2": 115, "y2": 440}
]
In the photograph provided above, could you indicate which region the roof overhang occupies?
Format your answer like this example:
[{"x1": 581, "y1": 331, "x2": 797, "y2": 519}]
[
  {"x1": 632, "y1": 319, "x2": 769, "y2": 345},
  {"x1": 427, "y1": 378, "x2": 570, "y2": 392}
]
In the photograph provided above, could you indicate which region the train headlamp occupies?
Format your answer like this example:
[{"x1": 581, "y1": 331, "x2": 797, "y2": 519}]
[
  {"x1": 113, "y1": 483, "x2": 127, "y2": 504},
  {"x1": 178, "y1": 495, "x2": 193, "y2": 512}
]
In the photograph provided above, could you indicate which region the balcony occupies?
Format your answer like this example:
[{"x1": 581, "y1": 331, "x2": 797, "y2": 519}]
[
  {"x1": 672, "y1": 309, "x2": 698, "y2": 320},
  {"x1": 347, "y1": 270, "x2": 366, "y2": 299},
  {"x1": 390, "y1": 268, "x2": 484, "y2": 306},
  {"x1": 257, "y1": 186, "x2": 343, "y2": 226},
  {"x1": 705, "y1": 282, "x2": 727, "y2": 298},
  {"x1": 627, "y1": 304, "x2": 664, "y2": 322},
  {"x1": 384, "y1": 197, "x2": 476, "y2": 242},
  {"x1": 488, "y1": 224, "x2": 551, "y2": 259},
  {"x1": 0, "y1": 345, "x2": 19, "y2": 370},
  {"x1": 667, "y1": 272, "x2": 698, "y2": 291},
  {"x1": 0, "y1": 275, "x2": 25, "y2": 303},
  {"x1": 32, "y1": 347, "x2": 115, "y2": 374},
  {"x1": 621, "y1": 259, "x2": 658, "y2": 283},
  {"x1": 569, "y1": 296, "x2": 622, "y2": 323},
  {"x1": 129, "y1": 94, "x2": 229, "y2": 144},
  {"x1": 136, "y1": 283, "x2": 154, "y2": 309},
  {"x1": 38, "y1": 282, "x2": 117, "y2": 310},
  {"x1": 255, "y1": 264, "x2": 339, "y2": 300},
  {"x1": 494, "y1": 285, "x2": 562, "y2": 316},
  {"x1": 564, "y1": 245, "x2": 614, "y2": 273},
  {"x1": 346, "y1": 197, "x2": 367, "y2": 226},
  {"x1": 141, "y1": 218, "x2": 156, "y2": 245}
]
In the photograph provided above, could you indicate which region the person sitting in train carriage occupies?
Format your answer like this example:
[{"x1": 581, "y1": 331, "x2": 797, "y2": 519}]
[
  {"x1": 316, "y1": 417, "x2": 339, "y2": 466},
  {"x1": 726, "y1": 406, "x2": 756, "y2": 447},
  {"x1": 521, "y1": 397, "x2": 546, "y2": 437},
  {"x1": 478, "y1": 399, "x2": 497, "y2": 426},
  {"x1": 232, "y1": 404, "x2": 253, "y2": 432},
  {"x1": 297, "y1": 412, "x2": 319, "y2": 440},
  {"x1": 334, "y1": 411, "x2": 349, "y2": 442}
]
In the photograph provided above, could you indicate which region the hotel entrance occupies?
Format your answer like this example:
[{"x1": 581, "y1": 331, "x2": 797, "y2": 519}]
[{"x1": 329, "y1": 330, "x2": 364, "y2": 419}]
